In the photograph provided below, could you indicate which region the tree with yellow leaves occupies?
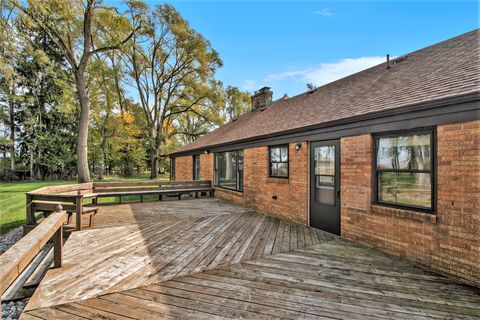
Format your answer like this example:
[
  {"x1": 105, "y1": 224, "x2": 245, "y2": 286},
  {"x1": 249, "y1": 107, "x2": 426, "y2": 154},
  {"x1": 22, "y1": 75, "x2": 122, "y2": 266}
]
[{"x1": 8, "y1": 0, "x2": 138, "y2": 182}]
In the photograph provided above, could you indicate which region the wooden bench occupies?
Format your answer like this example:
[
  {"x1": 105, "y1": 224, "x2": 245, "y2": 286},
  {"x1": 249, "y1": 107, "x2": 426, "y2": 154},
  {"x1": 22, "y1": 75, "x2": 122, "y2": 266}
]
[
  {"x1": 24, "y1": 180, "x2": 214, "y2": 233},
  {"x1": 65, "y1": 207, "x2": 98, "y2": 228},
  {"x1": 25, "y1": 196, "x2": 91, "y2": 234},
  {"x1": 28, "y1": 200, "x2": 98, "y2": 231},
  {"x1": 89, "y1": 180, "x2": 214, "y2": 203}
]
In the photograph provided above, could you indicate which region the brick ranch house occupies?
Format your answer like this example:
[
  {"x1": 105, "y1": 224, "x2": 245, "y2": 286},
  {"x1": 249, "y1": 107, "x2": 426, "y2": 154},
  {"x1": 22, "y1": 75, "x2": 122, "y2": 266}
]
[{"x1": 170, "y1": 29, "x2": 480, "y2": 285}]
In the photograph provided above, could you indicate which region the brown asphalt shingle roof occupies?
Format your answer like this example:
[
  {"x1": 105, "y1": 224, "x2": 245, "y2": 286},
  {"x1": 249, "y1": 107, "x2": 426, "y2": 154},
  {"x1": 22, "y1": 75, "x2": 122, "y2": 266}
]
[{"x1": 174, "y1": 29, "x2": 480, "y2": 155}]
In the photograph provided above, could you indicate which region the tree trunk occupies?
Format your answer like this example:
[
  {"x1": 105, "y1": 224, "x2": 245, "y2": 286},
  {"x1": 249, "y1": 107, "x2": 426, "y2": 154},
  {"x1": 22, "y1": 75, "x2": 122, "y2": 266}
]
[
  {"x1": 9, "y1": 91, "x2": 15, "y2": 172},
  {"x1": 124, "y1": 157, "x2": 133, "y2": 177},
  {"x1": 29, "y1": 149, "x2": 34, "y2": 181},
  {"x1": 3, "y1": 149, "x2": 7, "y2": 178},
  {"x1": 75, "y1": 70, "x2": 91, "y2": 183},
  {"x1": 150, "y1": 148, "x2": 158, "y2": 179},
  {"x1": 99, "y1": 139, "x2": 106, "y2": 181},
  {"x1": 99, "y1": 156, "x2": 104, "y2": 180},
  {"x1": 36, "y1": 147, "x2": 42, "y2": 180}
]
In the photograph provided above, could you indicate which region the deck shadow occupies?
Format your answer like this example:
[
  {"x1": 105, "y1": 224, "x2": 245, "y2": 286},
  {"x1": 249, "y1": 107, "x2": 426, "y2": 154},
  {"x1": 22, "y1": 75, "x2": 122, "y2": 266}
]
[{"x1": 24, "y1": 198, "x2": 332, "y2": 312}]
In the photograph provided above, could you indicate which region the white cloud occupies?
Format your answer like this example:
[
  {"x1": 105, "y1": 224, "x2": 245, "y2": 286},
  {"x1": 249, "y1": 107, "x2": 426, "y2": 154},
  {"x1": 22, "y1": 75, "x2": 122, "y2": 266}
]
[
  {"x1": 263, "y1": 70, "x2": 306, "y2": 82},
  {"x1": 262, "y1": 56, "x2": 385, "y2": 88},
  {"x1": 304, "y1": 56, "x2": 385, "y2": 86},
  {"x1": 314, "y1": 8, "x2": 333, "y2": 17}
]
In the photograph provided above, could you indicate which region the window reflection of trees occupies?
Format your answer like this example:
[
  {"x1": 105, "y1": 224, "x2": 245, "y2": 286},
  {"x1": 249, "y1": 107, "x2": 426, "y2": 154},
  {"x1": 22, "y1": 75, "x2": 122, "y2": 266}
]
[
  {"x1": 215, "y1": 150, "x2": 243, "y2": 191},
  {"x1": 315, "y1": 146, "x2": 335, "y2": 175},
  {"x1": 376, "y1": 133, "x2": 433, "y2": 209}
]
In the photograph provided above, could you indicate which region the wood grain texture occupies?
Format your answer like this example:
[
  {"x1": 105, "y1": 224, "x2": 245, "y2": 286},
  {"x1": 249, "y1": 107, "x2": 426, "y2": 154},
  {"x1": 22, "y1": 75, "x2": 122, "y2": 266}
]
[
  {"x1": 22, "y1": 199, "x2": 480, "y2": 319},
  {"x1": 0, "y1": 211, "x2": 66, "y2": 295}
]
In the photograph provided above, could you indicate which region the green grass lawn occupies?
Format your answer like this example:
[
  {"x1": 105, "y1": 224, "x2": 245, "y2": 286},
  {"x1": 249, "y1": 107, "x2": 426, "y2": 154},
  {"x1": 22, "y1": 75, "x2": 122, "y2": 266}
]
[
  {"x1": 0, "y1": 175, "x2": 168, "y2": 234},
  {"x1": 0, "y1": 180, "x2": 75, "y2": 234}
]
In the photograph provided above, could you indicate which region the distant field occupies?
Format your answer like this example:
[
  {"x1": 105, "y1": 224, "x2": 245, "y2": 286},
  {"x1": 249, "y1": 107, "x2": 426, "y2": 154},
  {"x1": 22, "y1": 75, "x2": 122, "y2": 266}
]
[{"x1": 0, "y1": 175, "x2": 167, "y2": 234}]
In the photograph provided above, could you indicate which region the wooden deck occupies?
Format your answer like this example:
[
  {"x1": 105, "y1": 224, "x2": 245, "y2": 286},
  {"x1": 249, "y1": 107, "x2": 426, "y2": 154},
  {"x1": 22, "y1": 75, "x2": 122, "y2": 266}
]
[{"x1": 22, "y1": 198, "x2": 480, "y2": 319}]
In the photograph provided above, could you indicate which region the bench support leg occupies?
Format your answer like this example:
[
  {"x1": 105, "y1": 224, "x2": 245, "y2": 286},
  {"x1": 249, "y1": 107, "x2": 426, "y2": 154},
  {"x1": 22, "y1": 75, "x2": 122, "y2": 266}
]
[
  {"x1": 26, "y1": 195, "x2": 35, "y2": 225},
  {"x1": 76, "y1": 197, "x2": 83, "y2": 231},
  {"x1": 89, "y1": 214, "x2": 95, "y2": 228},
  {"x1": 53, "y1": 226, "x2": 63, "y2": 268},
  {"x1": 159, "y1": 194, "x2": 163, "y2": 201},
  {"x1": 178, "y1": 193, "x2": 181, "y2": 200}
]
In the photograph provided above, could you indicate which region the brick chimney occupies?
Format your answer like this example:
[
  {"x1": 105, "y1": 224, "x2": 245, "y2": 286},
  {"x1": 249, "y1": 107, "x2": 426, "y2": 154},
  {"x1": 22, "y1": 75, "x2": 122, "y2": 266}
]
[{"x1": 251, "y1": 87, "x2": 273, "y2": 110}]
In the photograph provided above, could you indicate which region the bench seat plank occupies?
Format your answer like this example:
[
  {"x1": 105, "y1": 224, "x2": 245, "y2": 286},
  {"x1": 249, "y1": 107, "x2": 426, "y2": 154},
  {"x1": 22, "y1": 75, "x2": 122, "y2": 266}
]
[{"x1": 88, "y1": 187, "x2": 213, "y2": 198}]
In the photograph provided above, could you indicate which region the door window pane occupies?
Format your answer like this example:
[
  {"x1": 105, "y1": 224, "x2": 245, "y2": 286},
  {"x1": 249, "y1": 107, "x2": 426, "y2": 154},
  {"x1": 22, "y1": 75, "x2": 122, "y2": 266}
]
[
  {"x1": 316, "y1": 183, "x2": 335, "y2": 206},
  {"x1": 378, "y1": 172, "x2": 432, "y2": 208},
  {"x1": 315, "y1": 146, "x2": 335, "y2": 175},
  {"x1": 317, "y1": 175, "x2": 334, "y2": 185},
  {"x1": 314, "y1": 145, "x2": 336, "y2": 206}
]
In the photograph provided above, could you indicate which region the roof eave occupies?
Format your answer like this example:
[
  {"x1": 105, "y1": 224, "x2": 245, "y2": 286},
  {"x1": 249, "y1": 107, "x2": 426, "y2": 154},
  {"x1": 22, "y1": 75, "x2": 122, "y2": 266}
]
[{"x1": 170, "y1": 90, "x2": 480, "y2": 157}]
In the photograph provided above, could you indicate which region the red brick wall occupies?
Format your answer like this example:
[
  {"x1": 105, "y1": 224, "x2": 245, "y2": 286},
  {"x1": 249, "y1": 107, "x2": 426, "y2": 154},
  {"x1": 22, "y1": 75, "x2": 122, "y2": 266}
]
[
  {"x1": 174, "y1": 156, "x2": 193, "y2": 180},
  {"x1": 173, "y1": 120, "x2": 479, "y2": 284},
  {"x1": 200, "y1": 153, "x2": 213, "y2": 181},
  {"x1": 214, "y1": 143, "x2": 309, "y2": 224},
  {"x1": 174, "y1": 153, "x2": 213, "y2": 181},
  {"x1": 341, "y1": 120, "x2": 480, "y2": 285}
]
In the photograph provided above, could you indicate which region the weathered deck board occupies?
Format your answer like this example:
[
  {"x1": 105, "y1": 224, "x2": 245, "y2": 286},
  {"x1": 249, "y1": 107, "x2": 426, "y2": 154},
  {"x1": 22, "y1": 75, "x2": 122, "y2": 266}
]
[
  {"x1": 24, "y1": 199, "x2": 333, "y2": 312},
  {"x1": 22, "y1": 198, "x2": 480, "y2": 319},
  {"x1": 24, "y1": 239, "x2": 480, "y2": 319}
]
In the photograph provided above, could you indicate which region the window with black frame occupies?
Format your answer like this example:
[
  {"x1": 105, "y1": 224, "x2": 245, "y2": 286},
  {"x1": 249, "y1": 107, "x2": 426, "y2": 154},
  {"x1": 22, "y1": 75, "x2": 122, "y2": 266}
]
[
  {"x1": 214, "y1": 150, "x2": 243, "y2": 191},
  {"x1": 269, "y1": 145, "x2": 289, "y2": 178},
  {"x1": 193, "y1": 155, "x2": 200, "y2": 180},
  {"x1": 375, "y1": 130, "x2": 434, "y2": 211}
]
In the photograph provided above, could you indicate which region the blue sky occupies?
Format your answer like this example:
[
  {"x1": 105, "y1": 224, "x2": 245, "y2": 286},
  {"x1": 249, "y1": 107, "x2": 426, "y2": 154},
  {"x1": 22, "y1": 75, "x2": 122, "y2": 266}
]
[{"x1": 145, "y1": 1, "x2": 478, "y2": 99}]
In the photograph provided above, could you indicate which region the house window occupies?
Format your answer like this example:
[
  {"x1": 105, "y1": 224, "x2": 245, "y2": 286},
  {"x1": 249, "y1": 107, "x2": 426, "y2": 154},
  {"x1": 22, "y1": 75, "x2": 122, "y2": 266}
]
[
  {"x1": 170, "y1": 157, "x2": 176, "y2": 180},
  {"x1": 214, "y1": 150, "x2": 243, "y2": 191},
  {"x1": 374, "y1": 129, "x2": 435, "y2": 211},
  {"x1": 269, "y1": 145, "x2": 289, "y2": 178},
  {"x1": 193, "y1": 155, "x2": 200, "y2": 180}
]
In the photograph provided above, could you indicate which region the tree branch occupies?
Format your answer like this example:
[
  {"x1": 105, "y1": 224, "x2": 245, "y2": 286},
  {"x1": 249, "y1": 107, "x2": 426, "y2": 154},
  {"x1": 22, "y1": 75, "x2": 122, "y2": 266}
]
[{"x1": 91, "y1": 25, "x2": 140, "y2": 55}]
